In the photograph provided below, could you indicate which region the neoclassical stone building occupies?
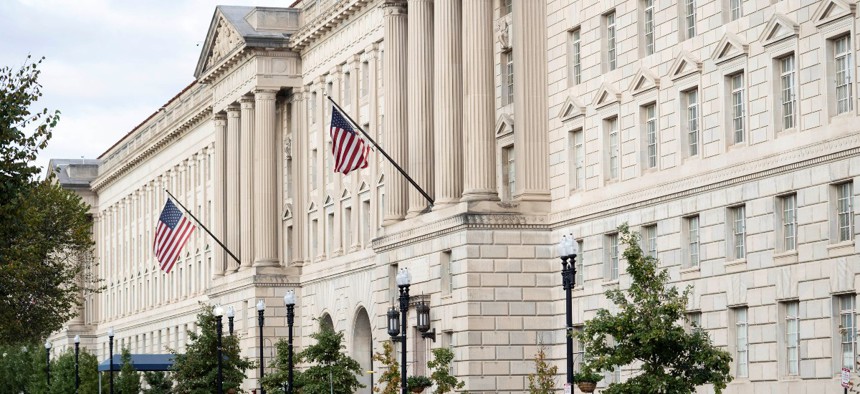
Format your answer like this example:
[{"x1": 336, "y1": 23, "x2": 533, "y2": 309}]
[{"x1": 48, "y1": 0, "x2": 860, "y2": 393}]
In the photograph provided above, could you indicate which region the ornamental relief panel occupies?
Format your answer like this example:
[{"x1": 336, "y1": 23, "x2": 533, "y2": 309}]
[{"x1": 206, "y1": 17, "x2": 243, "y2": 69}]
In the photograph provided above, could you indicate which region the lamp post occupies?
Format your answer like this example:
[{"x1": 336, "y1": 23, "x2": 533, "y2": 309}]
[
  {"x1": 558, "y1": 235, "x2": 579, "y2": 387},
  {"x1": 257, "y1": 299, "x2": 266, "y2": 394},
  {"x1": 44, "y1": 340, "x2": 51, "y2": 387},
  {"x1": 108, "y1": 327, "x2": 115, "y2": 394},
  {"x1": 214, "y1": 305, "x2": 225, "y2": 394},
  {"x1": 416, "y1": 301, "x2": 435, "y2": 342},
  {"x1": 397, "y1": 268, "x2": 412, "y2": 394},
  {"x1": 226, "y1": 305, "x2": 235, "y2": 335},
  {"x1": 284, "y1": 290, "x2": 296, "y2": 394},
  {"x1": 74, "y1": 335, "x2": 80, "y2": 392}
]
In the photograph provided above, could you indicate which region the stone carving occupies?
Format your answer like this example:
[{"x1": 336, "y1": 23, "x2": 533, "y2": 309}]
[
  {"x1": 207, "y1": 18, "x2": 242, "y2": 69},
  {"x1": 496, "y1": 19, "x2": 510, "y2": 50},
  {"x1": 285, "y1": 137, "x2": 292, "y2": 158}
]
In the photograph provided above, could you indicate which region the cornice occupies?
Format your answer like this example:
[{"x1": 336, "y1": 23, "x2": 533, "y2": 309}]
[
  {"x1": 289, "y1": 0, "x2": 375, "y2": 51},
  {"x1": 199, "y1": 49, "x2": 255, "y2": 84}
]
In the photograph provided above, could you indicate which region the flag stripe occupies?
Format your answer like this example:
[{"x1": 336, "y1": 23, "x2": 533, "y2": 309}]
[
  {"x1": 153, "y1": 199, "x2": 197, "y2": 274},
  {"x1": 329, "y1": 106, "x2": 369, "y2": 175}
]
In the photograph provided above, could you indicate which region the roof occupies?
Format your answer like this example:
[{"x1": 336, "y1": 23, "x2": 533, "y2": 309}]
[
  {"x1": 46, "y1": 158, "x2": 100, "y2": 186},
  {"x1": 98, "y1": 354, "x2": 175, "y2": 372}
]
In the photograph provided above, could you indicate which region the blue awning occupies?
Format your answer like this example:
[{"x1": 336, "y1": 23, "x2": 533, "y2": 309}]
[{"x1": 98, "y1": 354, "x2": 175, "y2": 372}]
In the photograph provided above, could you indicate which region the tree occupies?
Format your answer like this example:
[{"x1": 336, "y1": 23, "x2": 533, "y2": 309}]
[
  {"x1": 576, "y1": 224, "x2": 733, "y2": 394},
  {"x1": 292, "y1": 320, "x2": 364, "y2": 394},
  {"x1": 116, "y1": 348, "x2": 141, "y2": 394},
  {"x1": 372, "y1": 340, "x2": 399, "y2": 394},
  {"x1": 47, "y1": 347, "x2": 101, "y2": 394},
  {"x1": 170, "y1": 304, "x2": 253, "y2": 394},
  {"x1": 0, "y1": 343, "x2": 39, "y2": 392},
  {"x1": 526, "y1": 345, "x2": 557, "y2": 394},
  {"x1": 427, "y1": 347, "x2": 464, "y2": 394},
  {"x1": 143, "y1": 371, "x2": 174, "y2": 394},
  {"x1": 0, "y1": 57, "x2": 100, "y2": 344}
]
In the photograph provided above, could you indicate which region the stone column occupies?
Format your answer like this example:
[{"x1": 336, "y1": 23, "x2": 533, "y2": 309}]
[
  {"x1": 212, "y1": 112, "x2": 228, "y2": 276},
  {"x1": 225, "y1": 104, "x2": 241, "y2": 272},
  {"x1": 461, "y1": 0, "x2": 498, "y2": 201},
  {"x1": 239, "y1": 95, "x2": 255, "y2": 269},
  {"x1": 433, "y1": 0, "x2": 462, "y2": 206},
  {"x1": 329, "y1": 68, "x2": 343, "y2": 257},
  {"x1": 407, "y1": 0, "x2": 434, "y2": 216},
  {"x1": 383, "y1": 1, "x2": 409, "y2": 224},
  {"x1": 513, "y1": 1, "x2": 550, "y2": 202},
  {"x1": 254, "y1": 89, "x2": 279, "y2": 267},
  {"x1": 291, "y1": 88, "x2": 307, "y2": 266}
]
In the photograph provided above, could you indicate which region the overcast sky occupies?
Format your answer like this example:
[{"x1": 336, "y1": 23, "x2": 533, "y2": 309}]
[{"x1": 0, "y1": 0, "x2": 292, "y2": 173}]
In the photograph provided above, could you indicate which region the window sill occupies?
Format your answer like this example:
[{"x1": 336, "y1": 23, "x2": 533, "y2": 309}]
[
  {"x1": 827, "y1": 240, "x2": 854, "y2": 257},
  {"x1": 774, "y1": 250, "x2": 798, "y2": 265},
  {"x1": 725, "y1": 258, "x2": 747, "y2": 271},
  {"x1": 602, "y1": 280, "x2": 619, "y2": 289},
  {"x1": 680, "y1": 266, "x2": 700, "y2": 279}
]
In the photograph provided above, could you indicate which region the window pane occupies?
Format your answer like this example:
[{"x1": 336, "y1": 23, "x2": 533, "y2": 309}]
[
  {"x1": 646, "y1": 104, "x2": 658, "y2": 168},
  {"x1": 687, "y1": 90, "x2": 699, "y2": 156},
  {"x1": 781, "y1": 56, "x2": 796, "y2": 129},
  {"x1": 685, "y1": 0, "x2": 696, "y2": 38},
  {"x1": 783, "y1": 194, "x2": 796, "y2": 250},
  {"x1": 607, "y1": 13, "x2": 617, "y2": 70},
  {"x1": 736, "y1": 308, "x2": 748, "y2": 377},
  {"x1": 731, "y1": 73, "x2": 745, "y2": 143},
  {"x1": 644, "y1": 0, "x2": 654, "y2": 55},
  {"x1": 836, "y1": 36, "x2": 853, "y2": 115},
  {"x1": 838, "y1": 183, "x2": 854, "y2": 242},
  {"x1": 608, "y1": 118, "x2": 619, "y2": 179},
  {"x1": 689, "y1": 216, "x2": 699, "y2": 266}
]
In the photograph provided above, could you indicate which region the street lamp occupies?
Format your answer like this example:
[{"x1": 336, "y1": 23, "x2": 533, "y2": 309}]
[
  {"x1": 108, "y1": 327, "x2": 115, "y2": 394},
  {"x1": 557, "y1": 235, "x2": 579, "y2": 387},
  {"x1": 214, "y1": 304, "x2": 225, "y2": 394},
  {"x1": 74, "y1": 335, "x2": 80, "y2": 393},
  {"x1": 226, "y1": 305, "x2": 235, "y2": 336},
  {"x1": 257, "y1": 299, "x2": 266, "y2": 394},
  {"x1": 416, "y1": 301, "x2": 435, "y2": 342},
  {"x1": 44, "y1": 340, "x2": 51, "y2": 387},
  {"x1": 396, "y1": 268, "x2": 411, "y2": 394},
  {"x1": 284, "y1": 290, "x2": 296, "y2": 394}
]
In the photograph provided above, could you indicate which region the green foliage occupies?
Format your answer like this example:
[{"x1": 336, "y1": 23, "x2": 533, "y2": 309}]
[
  {"x1": 293, "y1": 320, "x2": 365, "y2": 394},
  {"x1": 143, "y1": 371, "x2": 174, "y2": 394},
  {"x1": 372, "y1": 340, "x2": 400, "y2": 394},
  {"x1": 575, "y1": 224, "x2": 733, "y2": 394},
  {"x1": 407, "y1": 375, "x2": 432, "y2": 390},
  {"x1": 571, "y1": 364, "x2": 602, "y2": 384},
  {"x1": 260, "y1": 338, "x2": 293, "y2": 393},
  {"x1": 427, "y1": 347, "x2": 463, "y2": 394},
  {"x1": 117, "y1": 348, "x2": 141, "y2": 394},
  {"x1": 47, "y1": 347, "x2": 101, "y2": 394},
  {"x1": 526, "y1": 345, "x2": 557, "y2": 394},
  {"x1": 170, "y1": 304, "x2": 253, "y2": 394}
]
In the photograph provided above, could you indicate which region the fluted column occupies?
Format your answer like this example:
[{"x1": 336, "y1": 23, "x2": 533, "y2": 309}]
[
  {"x1": 383, "y1": 1, "x2": 409, "y2": 224},
  {"x1": 433, "y1": 0, "x2": 462, "y2": 206},
  {"x1": 254, "y1": 89, "x2": 279, "y2": 267},
  {"x1": 225, "y1": 104, "x2": 241, "y2": 272},
  {"x1": 213, "y1": 113, "x2": 227, "y2": 276},
  {"x1": 407, "y1": 0, "x2": 434, "y2": 216},
  {"x1": 239, "y1": 95, "x2": 255, "y2": 269},
  {"x1": 462, "y1": 0, "x2": 498, "y2": 201},
  {"x1": 513, "y1": 1, "x2": 550, "y2": 202},
  {"x1": 291, "y1": 88, "x2": 307, "y2": 266}
]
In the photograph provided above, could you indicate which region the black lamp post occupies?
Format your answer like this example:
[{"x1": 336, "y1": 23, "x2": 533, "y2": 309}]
[
  {"x1": 226, "y1": 305, "x2": 235, "y2": 336},
  {"x1": 416, "y1": 301, "x2": 435, "y2": 342},
  {"x1": 257, "y1": 299, "x2": 266, "y2": 394},
  {"x1": 214, "y1": 305, "x2": 225, "y2": 394},
  {"x1": 558, "y1": 235, "x2": 579, "y2": 387},
  {"x1": 74, "y1": 335, "x2": 80, "y2": 393},
  {"x1": 284, "y1": 290, "x2": 296, "y2": 394},
  {"x1": 108, "y1": 327, "x2": 115, "y2": 394},
  {"x1": 385, "y1": 268, "x2": 411, "y2": 394},
  {"x1": 44, "y1": 340, "x2": 51, "y2": 387}
]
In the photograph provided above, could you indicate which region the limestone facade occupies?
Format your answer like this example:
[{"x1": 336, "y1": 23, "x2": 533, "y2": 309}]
[{"x1": 46, "y1": 1, "x2": 860, "y2": 393}]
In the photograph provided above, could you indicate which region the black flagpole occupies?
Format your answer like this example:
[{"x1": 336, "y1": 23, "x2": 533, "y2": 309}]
[
  {"x1": 164, "y1": 189, "x2": 241, "y2": 267},
  {"x1": 326, "y1": 95, "x2": 434, "y2": 206}
]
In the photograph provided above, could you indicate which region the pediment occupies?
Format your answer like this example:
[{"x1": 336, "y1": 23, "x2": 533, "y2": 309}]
[
  {"x1": 557, "y1": 96, "x2": 585, "y2": 121},
  {"x1": 324, "y1": 195, "x2": 334, "y2": 206},
  {"x1": 307, "y1": 202, "x2": 317, "y2": 212},
  {"x1": 377, "y1": 173, "x2": 385, "y2": 185},
  {"x1": 358, "y1": 181, "x2": 370, "y2": 193},
  {"x1": 813, "y1": 0, "x2": 856, "y2": 27},
  {"x1": 340, "y1": 188, "x2": 351, "y2": 200},
  {"x1": 495, "y1": 114, "x2": 514, "y2": 137},
  {"x1": 592, "y1": 83, "x2": 621, "y2": 108},
  {"x1": 668, "y1": 51, "x2": 701, "y2": 81},
  {"x1": 283, "y1": 203, "x2": 293, "y2": 219},
  {"x1": 195, "y1": 11, "x2": 246, "y2": 78},
  {"x1": 629, "y1": 68, "x2": 660, "y2": 96},
  {"x1": 759, "y1": 13, "x2": 799, "y2": 47},
  {"x1": 711, "y1": 33, "x2": 748, "y2": 64}
]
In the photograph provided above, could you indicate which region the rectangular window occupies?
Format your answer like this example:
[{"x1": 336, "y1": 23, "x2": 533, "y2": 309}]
[
  {"x1": 311, "y1": 149, "x2": 318, "y2": 190},
  {"x1": 685, "y1": 0, "x2": 697, "y2": 39},
  {"x1": 688, "y1": 311, "x2": 702, "y2": 331},
  {"x1": 835, "y1": 36, "x2": 854, "y2": 115},
  {"x1": 575, "y1": 239, "x2": 584, "y2": 286},
  {"x1": 570, "y1": 129, "x2": 585, "y2": 190},
  {"x1": 642, "y1": 224, "x2": 657, "y2": 259},
  {"x1": 572, "y1": 326, "x2": 585, "y2": 372},
  {"x1": 343, "y1": 207, "x2": 352, "y2": 251},
  {"x1": 644, "y1": 103, "x2": 658, "y2": 168},
  {"x1": 730, "y1": 205, "x2": 746, "y2": 259},
  {"x1": 441, "y1": 250, "x2": 453, "y2": 296},
  {"x1": 780, "y1": 194, "x2": 797, "y2": 251},
  {"x1": 687, "y1": 215, "x2": 700, "y2": 267},
  {"x1": 606, "y1": 233, "x2": 619, "y2": 280},
  {"x1": 344, "y1": 72, "x2": 351, "y2": 103},
  {"x1": 780, "y1": 55, "x2": 797, "y2": 130},
  {"x1": 644, "y1": 0, "x2": 655, "y2": 55},
  {"x1": 730, "y1": 0, "x2": 742, "y2": 21},
  {"x1": 685, "y1": 89, "x2": 700, "y2": 156},
  {"x1": 730, "y1": 73, "x2": 746, "y2": 144},
  {"x1": 607, "y1": 117, "x2": 620, "y2": 180},
  {"x1": 361, "y1": 199, "x2": 371, "y2": 247},
  {"x1": 838, "y1": 295, "x2": 856, "y2": 371},
  {"x1": 361, "y1": 61, "x2": 370, "y2": 97},
  {"x1": 326, "y1": 212, "x2": 334, "y2": 257},
  {"x1": 503, "y1": 50, "x2": 514, "y2": 106},
  {"x1": 311, "y1": 218, "x2": 319, "y2": 258},
  {"x1": 570, "y1": 28, "x2": 582, "y2": 85},
  {"x1": 310, "y1": 91, "x2": 317, "y2": 123},
  {"x1": 784, "y1": 301, "x2": 799, "y2": 375},
  {"x1": 502, "y1": 145, "x2": 516, "y2": 200},
  {"x1": 606, "y1": 12, "x2": 617, "y2": 70},
  {"x1": 735, "y1": 307, "x2": 749, "y2": 377},
  {"x1": 837, "y1": 182, "x2": 854, "y2": 242}
]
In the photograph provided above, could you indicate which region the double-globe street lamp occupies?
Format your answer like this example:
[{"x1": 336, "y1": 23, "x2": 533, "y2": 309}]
[
  {"x1": 44, "y1": 340, "x2": 51, "y2": 387},
  {"x1": 257, "y1": 299, "x2": 266, "y2": 394},
  {"x1": 386, "y1": 268, "x2": 436, "y2": 394},
  {"x1": 557, "y1": 234, "x2": 580, "y2": 388},
  {"x1": 74, "y1": 334, "x2": 80, "y2": 393},
  {"x1": 284, "y1": 290, "x2": 296, "y2": 394},
  {"x1": 226, "y1": 305, "x2": 235, "y2": 336},
  {"x1": 214, "y1": 304, "x2": 225, "y2": 394}
]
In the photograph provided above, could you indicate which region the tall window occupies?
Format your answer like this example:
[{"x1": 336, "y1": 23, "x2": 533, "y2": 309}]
[
  {"x1": 835, "y1": 35, "x2": 853, "y2": 115},
  {"x1": 784, "y1": 301, "x2": 799, "y2": 375},
  {"x1": 503, "y1": 50, "x2": 514, "y2": 105},
  {"x1": 607, "y1": 233, "x2": 619, "y2": 280},
  {"x1": 780, "y1": 55, "x2": 797, "y2": 130},
  {"x1": 311, "y1": 218, "x2": 319, "y2": 258},
  {"x1": 642, "y1": 225, "x2": 657, "y2": 259},
  {"x1": 729, "y1": 0, "x2": 742, "y2": 21},
  {"x1": 781, "y1": 194, "x2": 797, "y2": 251},
  {"x1": 607, "y1": 117, "x2": 620, "y2": 180},
  {"x1": 361, "y1": 61, "x2": 370, "y2": 97},
  {"x1": 684, "y1": 0, "x2": 696, "y2": 39},
  {"x1": 441, "y1": 250, "x2": 453, "y2": 296},
  {"x1": 310, "y1": 91, "x2": 318, "y2": 122},
  {"x1": 735, "y1": 307, "x2": 749, "y2": 377},
  {"x1": 326, "y1": 212, "x2": 334, "y2": 257},
  {"x1": 687, "y1": 311, "x2": 702, "y2": 331},
  {"x1": 343, "y1": 72, "x2": 351, "y2": 103},
  {"x1": 606, "y1": 12, "x2": 617, "y2": 71},
  {"x1": 644, "y1": 103, "x2": 658, "y2": 168},
  {"x1": 643, "y1": 0, "x2": 655, "y2": 55},
  {"x1": 502, "y1": 145, "x2": 516, "y2": 200},
  {"x1": 571, "y1": 129, "x2": 585, "y2": 190},
  {"x1": 311, "y1": 149, "x2": 318, "y2": 190},
  {"x1": 361, "y1": 199, "x2": 371, "y2": 247},
  {"x1": 570, "y1": 28, "x2": 582, "y2": 85},
  {"x1": 575, "y1": 239, "x2": 584, "y2": 285},
  {"x1": 572, "y1": 326, "x2": 585, "y2": 372},
  {"x1": 838, "y1": 295, "x2": 856, "y2": 370},
  {"x1": 730, "y1": 73, "x2": 746, "y2": 144},
  {"x1": 730, "y1": 205, "x2": 746, "y2": 259},
  {"x1": 685, "y1": 89, "x2": 700, "y2": 156},
  {"x1": 343, "y1": 207, "x2": 352, "y2": 250},
  {"x1": 686, "y1": 215, "x2": 700, "y2": 267},
  {"x1": 837, "y1": 182, "x2": 854, "y2": 242}
]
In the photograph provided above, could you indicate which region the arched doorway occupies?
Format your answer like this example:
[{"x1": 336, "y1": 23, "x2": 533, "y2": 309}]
[
  {"x1": 320, "y1": 313, "x2": 334, "y2": 331},
  {"x1": 352, "y1": 307, "x2": 373, "y2": 394}
]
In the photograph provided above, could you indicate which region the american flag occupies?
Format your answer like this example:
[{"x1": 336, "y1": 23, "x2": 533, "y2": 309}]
[
  {"x1": 153, "y1": 199, "x2": 196, "y2": 273},
  {"x1": 330, "y1": 107, "x2": 370, "y2": 175}
]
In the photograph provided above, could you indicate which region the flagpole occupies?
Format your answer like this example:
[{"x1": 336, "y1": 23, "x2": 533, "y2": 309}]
[
  {"x1": 326, "y1": 95, "x2": 434, "y2": 206},
  {"x1": 164, "y1": 189, "x2": 242, "y2": 267}
]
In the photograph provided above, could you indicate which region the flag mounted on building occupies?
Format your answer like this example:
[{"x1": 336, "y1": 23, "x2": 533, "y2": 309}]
[
  {"x1": 330, "y1": 106, "x2": 370, "y2": 175},
  {"x1": 153, "y1": 198, "x2": 196, "y2": 273}
]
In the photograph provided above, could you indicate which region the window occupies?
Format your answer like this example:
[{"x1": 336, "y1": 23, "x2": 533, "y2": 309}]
[
  {"x1": 572, "y1": 326, "x2": 585, "y2": 372},
  {"x1": 643, "y1": 103, "x2": 658, "y2": 168},
  {"x1": 779, "y1": 55, "x2": 797, "y2": 130},
  {"x1": 729, "y1": 205, "x2": 746, "y2": 260},
  {"x1": 684, "y1": 0, "x2": 696, "y2": 39},
  {"x1": 686, "y1": 215, "x2": 700, "y2": 267},
  {"x1": 343, "y1": 72, "x2": 351, "y2": 103},
  {"x1": 606, "y1": 12, "x2": 617, "y2": 71},
  {"x1": 837, "y1": 182, "x2": 854, "y2": 242},
  {"x1": 326, "y1": 82, "x2": 333, "y2": 112},
  {"x1": 569, "y1": 28, "x2": 582, "y2": 85},
  {"x1": 784, "y1": 301, "x2": 799, "y2": 376},
  {"x1": 606, "y1": 117, "x2": 620, "y2": 180},
  {"x1": 687, "y1": 311, "x2": 702, "y2": 331},
  {"x1": 570, "y1": 129, "x2": 585, "y2": 190},
  {"x1": 575, "y1": 239, "x2": 584, "y2": 286},
  {"x1": 642, "y1": 225, "x2": 657, "y2": 259},
  {"x1": 361, "y1": 61, "x2": 370, "y2": 97},
  {"x1": 729, "y1": 0, "x2": 742, "y2": 21},
  {"x1": 734, "y1": 307, "x2": 749, "y2": 378},
  {"x1": 326, "y1": 212, "x2": 334, "y2": 257},
  {"x1": 729, "y1": 73, "x2": 746, "y2": 144},
  {"x1": 311, "y1": 149, "x2": 318, "y2": 190},
  {"x1": 684, "y1": 89, "x2": 700, "y2": 156},
  {"x1": 502, "y1": 50, "x2": 514, "y2": 106},
  {"x1": 361, "y1": 199, "x2": 371, "y2": 247},
  {"x1": 643, "y1": 0, "x2": 655, "y2": 55},
  {"x1": 779, "y1": 194, "x2": 797, "y2": 251},
  {"x1": 311, "y1": 218, "x2": 319, "y2": 258},
  {"x1": 837, "y1": 295, "x2": 856, "y2": 371},
  {"x1": 835, "y1": 35, "x2": 853, "y2": 115},
  {"x1": 310, "y1": 91, "x2": 317, "y2": 123},
  {"x1": 606, "y1": 233, "x2": 619, "y2": 280},
  {"x1": 343, "y1": 207, "x2": 352, "y2": 250},
  {"x1": 502, "y1": 145, "x2": 515, "y2": 200},
  {"x1": 502, "y1": 0, "x2": 512, "y2": 15},
  {"x1": 441, "y1": 250, "x2": 453, "y2": 296}
]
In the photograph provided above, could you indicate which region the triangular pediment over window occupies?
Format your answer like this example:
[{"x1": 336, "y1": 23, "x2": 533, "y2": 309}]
[
  {"x1": 358, "y1": 181, "x2": 370, "y2": 193},
  {"x1": 557, "y1": 96, "x2": 586, "y2": 122},
  {"x1": 668, "y1": 51, "x2": 701, "y2": 81},
  {"x1": 495, "y1": 114, "x2": 514, "y2": 137},
  {"x1": 711, "y1": 33, "x2": 748, "y2": 65},
  {"x1": 759, "y1": 13, "x2": 799, "y2": 47},
  {"x1": 592, "y1": 83, "x2": 621, "y2": 108},
  {"x1": 283, "y1": 203, "x2": 293, "y2": 219},
  {"x1": 629, "y1": 68, "x2": 660, "y2": 96},
  {"x1": 813, "y1": 0, "x2": 856, "y2": 28},
  {"x1": 324, "y1": 195, "x2": 334, "y2": 206},
  {"x1": 307, "y1": 202, "x2": 317, "y2": 213},
  {"x1": 340, "y1": 188, "x2": 351, "y2": 200}
]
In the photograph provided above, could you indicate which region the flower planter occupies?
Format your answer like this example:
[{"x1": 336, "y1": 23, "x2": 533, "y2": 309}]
[
  {"x1": 410, "y1": 387, "x2": 427, "y2": 394},
  {"x1": 577, "y1": 381, "x2": 597, "y2": 393}
]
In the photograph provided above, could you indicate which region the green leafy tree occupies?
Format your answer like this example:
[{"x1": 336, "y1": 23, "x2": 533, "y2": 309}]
[
  {"x1": 46, "y1": 347, "x2": 101, "y2": 394},
  {"x1": 143, "y1": 371, "x2": 174, "y2": 394},
  {"x1": 0, "y1": 343, "x2": 39, "y2": 392},
  {"x1": 0, "y1": 57, "x2": 100, "y2": 344},
  {"x1": 117, "y1": 348, "x2": 141, "y2": 393},
  {"x1": 372, "y1": 340, "x2": 399, "y2": 394},
  {"x1": 526, "y1": 345, "x2": 557, "y2": 394},
  {"x1": 576, "y1": 224, "x2": 733, "y2": 394},
  {"x1": 427, "y1": 347, "x2": 463, "y2": 394},
  {"x1": 293, "y1": 320, "x2": 364, "y2": 394},
  {"x1": 170, "y1": 304, "x2": 253, "y2": 394},
  {"x1": 260, "y1": 338, "x2": 294, "y2": 393}
]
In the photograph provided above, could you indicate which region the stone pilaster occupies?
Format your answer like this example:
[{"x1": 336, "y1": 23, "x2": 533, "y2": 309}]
[
  {"x1": 239, "y1": 95, "x2": 255, "y2": 269},
  {"x1": 383, "y1": 1, "x2": 409, "y2": 224},
  {"x1": 462, "y1": 0, "x2": 498, "y2": 201},
  {"x1": 512, "y1": 1, "x2": 550, "y2": 202},
  {"x1": 433, "y1": 0, "x2": 463, "y2": 206},
  {"x1": 225, "y1": 104, "x2": 241, "y2": 272},
  {"x1": 329, "y1": 68, "x2": 343, "y2": 257},
  {"x1": 254, "y1": 89, "x2": 280, "y2": 267},
  {"x1": 291, "y1": 88, "x2": 307, "y2": 266},
  {"x1": 407, "y1": 0, "x2": 435, "y2": 216}
]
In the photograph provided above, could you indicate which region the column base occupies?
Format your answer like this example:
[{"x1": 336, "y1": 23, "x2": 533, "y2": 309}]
[
  {"x1": 460, "y1": 190, "x2": 500, "y2": 202},
  {"x1": 253, "y1": 259, "x2": 280, "y2": 267}
]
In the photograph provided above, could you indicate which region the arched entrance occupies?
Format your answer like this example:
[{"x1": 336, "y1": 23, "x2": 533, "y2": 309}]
[
  {"x1": 352, "y1": 307, "x2": 373, "y2": 394},
  {"x1": 320, "y1": 313, "x2": 334, "y2": 331}
]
